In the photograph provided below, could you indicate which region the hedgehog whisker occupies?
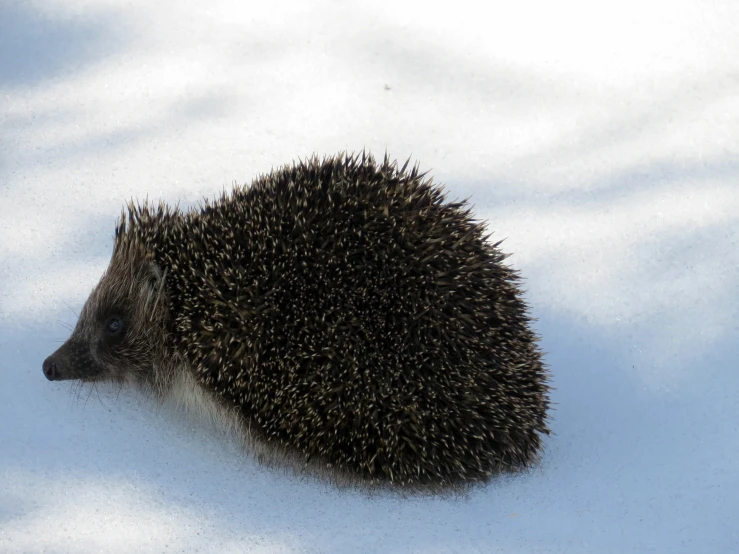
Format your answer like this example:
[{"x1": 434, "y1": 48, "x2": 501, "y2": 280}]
[
  {"x1": 55, "y1": 319, "x2": 74, "y2": 332},
  {"x1": 62, "y1": 300, "x2": 78, "y2": 319},
  {"x1": 92, "y1": 380, "x2": 106, "y2": 408},
  {"x1": 82, "y1": 380, "x2": 96, "y2": 409}
]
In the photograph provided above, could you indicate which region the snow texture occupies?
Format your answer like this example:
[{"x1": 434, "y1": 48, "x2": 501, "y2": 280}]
[{"x1": 1, "y1": 0, "x2": 738, "y2": 552}]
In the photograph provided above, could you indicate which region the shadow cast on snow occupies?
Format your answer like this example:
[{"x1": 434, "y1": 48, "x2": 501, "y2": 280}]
[
  {"x1": 2, "y1": 292, "x2": 737, "y2": 553},
  {"x1": 0, "y1": 2, "x2": 126, "y2": 88}
]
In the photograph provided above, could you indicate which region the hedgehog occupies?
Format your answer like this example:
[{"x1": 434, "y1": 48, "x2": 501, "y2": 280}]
[{"x1": 42, "y1": 151, "x2": 550, "y2": 488}]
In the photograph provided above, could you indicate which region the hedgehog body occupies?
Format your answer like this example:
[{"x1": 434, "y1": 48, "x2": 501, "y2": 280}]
[{"x1": 42, "y1": 152, "x2": 550, "y2": 487}]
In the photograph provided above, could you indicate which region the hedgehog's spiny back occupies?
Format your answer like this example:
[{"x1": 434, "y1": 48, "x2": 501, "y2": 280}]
[{"x1": 140, "y1": 152, "x2": 549, "y2": 486}]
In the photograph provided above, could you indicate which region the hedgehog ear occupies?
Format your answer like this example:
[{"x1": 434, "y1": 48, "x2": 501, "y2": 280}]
[{"x1": 146, "y1": 261, "x2": 164, "y2": 293}]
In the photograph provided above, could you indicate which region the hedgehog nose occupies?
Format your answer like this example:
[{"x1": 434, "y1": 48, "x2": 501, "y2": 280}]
[{"x1": 42, "y1": 357, "x2": 59, "y2": 381}]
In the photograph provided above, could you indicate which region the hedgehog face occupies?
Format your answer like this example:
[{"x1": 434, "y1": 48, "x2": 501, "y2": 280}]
[{"x1": 42, "y1": 244, "x2": 170, "y2": 386}]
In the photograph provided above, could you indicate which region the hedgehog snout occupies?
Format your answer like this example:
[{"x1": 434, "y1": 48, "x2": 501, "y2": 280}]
[
  {"x1": 42, "y1": 339, "x2": 101, "y2": 382},
  {"x1": 42, "y1": 356, "x2": 59, "y2": 381},
  {"x1": 41, "y1": 352, "x2": 84, "y2": 381}
]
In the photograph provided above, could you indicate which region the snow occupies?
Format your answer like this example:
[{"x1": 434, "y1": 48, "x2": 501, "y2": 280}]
[{"x1": 1, "y1": 0, "x2": 738, "y2": 552}]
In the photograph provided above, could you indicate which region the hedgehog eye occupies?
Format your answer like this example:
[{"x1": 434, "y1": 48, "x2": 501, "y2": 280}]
[{"x1": 104, "y1": 316, "x2": 125, "y2": 337}]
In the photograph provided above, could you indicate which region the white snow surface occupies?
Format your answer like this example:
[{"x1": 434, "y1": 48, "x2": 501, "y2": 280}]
[{"x1": 1, "y1": 0, "x2": 738, "y2": 552}]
